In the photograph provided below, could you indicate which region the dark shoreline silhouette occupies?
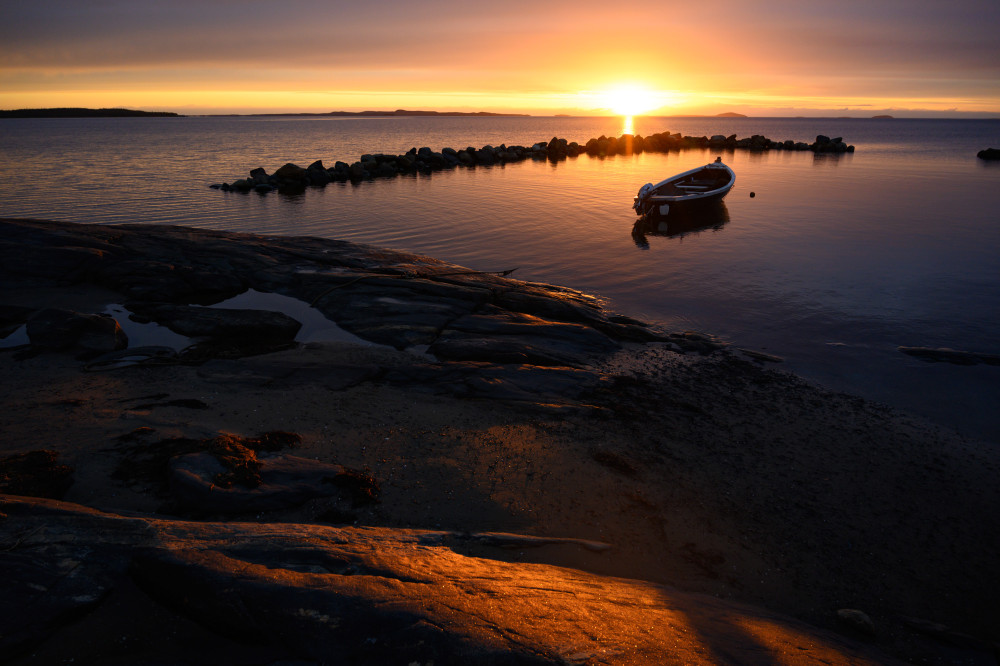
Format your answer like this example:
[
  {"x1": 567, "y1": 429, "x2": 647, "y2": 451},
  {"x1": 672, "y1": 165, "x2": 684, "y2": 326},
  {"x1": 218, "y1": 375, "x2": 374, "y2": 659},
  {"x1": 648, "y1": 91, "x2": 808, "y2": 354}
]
[
  {"x1": 242, "y1": 109, "x2": 531, "y2": 118},
  {"x1": 0, "y1": 107, "x2": 182, "y2": 118}
]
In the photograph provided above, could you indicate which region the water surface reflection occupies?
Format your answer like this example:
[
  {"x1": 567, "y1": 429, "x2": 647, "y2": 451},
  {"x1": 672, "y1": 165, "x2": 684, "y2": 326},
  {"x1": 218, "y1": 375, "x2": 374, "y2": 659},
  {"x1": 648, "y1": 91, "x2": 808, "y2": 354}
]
[{"x1": 631, "y1": 203, "x2": 731, "y2": 248}]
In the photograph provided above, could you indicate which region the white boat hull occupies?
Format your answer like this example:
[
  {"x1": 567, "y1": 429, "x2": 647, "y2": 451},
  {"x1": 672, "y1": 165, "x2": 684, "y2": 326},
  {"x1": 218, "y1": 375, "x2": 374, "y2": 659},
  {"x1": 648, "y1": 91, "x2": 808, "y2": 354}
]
[{"x1": 633, "y1": 160, "x2": 735, "y2": 216}]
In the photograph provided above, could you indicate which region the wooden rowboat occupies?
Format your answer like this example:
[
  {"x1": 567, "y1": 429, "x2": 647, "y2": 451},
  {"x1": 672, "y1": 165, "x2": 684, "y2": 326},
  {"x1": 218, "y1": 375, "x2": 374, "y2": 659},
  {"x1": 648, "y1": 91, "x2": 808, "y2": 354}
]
[{"x1": 633, "y1": 158, "x2": 735, "y2": 216}]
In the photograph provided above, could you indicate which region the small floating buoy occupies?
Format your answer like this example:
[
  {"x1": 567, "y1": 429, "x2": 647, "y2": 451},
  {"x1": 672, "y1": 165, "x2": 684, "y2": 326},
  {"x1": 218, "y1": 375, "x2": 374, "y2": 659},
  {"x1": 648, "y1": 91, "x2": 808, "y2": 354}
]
[{"x1": 749, "y1": 191, "x2": 756, "y2": 198}]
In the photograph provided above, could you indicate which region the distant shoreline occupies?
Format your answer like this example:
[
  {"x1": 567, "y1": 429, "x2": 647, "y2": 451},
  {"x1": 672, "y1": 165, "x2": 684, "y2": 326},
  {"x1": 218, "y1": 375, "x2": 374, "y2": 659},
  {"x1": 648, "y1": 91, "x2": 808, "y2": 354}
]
[
  {"x1": 232, "y1": 109, "x2": 531, "y2": 118},
  {"x1": 211, "y1": 110, "x2": 748, "y2": 119},
  {"x1": 0, "y1": 108, "x2": 182, "y2": 118},
  {"x1": 3, "y1": 107, "x2": 997, "y2": 120}
]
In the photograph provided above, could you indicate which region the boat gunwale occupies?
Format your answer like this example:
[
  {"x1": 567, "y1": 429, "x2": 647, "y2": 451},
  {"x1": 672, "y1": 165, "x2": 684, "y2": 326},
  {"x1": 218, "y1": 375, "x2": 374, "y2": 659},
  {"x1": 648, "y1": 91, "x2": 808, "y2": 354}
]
[{"x1": 634, "y1": 162, "x2": 735, "y2": 211}]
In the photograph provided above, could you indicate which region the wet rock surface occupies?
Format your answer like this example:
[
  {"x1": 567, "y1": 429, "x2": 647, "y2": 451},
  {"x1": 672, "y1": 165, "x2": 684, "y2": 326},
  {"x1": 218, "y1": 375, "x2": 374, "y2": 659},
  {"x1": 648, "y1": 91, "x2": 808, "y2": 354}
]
[
  {"x1": 0, "y1": 496, "x2": 901, "y2": 665},
  {"x1": 0, "y1": 218, "x2": 708, "y2": 405}
]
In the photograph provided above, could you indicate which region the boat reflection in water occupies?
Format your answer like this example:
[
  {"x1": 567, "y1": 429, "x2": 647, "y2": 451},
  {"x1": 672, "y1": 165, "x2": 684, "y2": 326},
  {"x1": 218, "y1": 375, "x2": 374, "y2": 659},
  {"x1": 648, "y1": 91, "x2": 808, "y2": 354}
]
[{"x1": 631, "y1": 202, "x2": 730, "y2": 248}]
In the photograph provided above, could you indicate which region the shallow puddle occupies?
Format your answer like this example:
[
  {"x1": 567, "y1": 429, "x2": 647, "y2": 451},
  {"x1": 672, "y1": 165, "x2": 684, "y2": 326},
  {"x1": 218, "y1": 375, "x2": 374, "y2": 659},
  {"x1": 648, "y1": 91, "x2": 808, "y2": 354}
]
[{"x1": 205, "y1": 290, "x2": 373, "y2": 346}]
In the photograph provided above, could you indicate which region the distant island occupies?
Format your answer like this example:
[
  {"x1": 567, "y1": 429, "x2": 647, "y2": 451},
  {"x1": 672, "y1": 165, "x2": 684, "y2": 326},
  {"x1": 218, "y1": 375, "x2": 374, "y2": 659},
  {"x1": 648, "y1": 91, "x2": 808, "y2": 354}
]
[
  {"x1": 0, "y1": 107, "x2": 182, "y2": 118},
  {"x1": 242, "y1": 109, "x2": 530, "y2": 118},
  {"x1": 872, "y1": 114, "x2": 894, "y2": 119},
  {"x1": 641, "y1": 112, "x2": 749, "y2": 119}
]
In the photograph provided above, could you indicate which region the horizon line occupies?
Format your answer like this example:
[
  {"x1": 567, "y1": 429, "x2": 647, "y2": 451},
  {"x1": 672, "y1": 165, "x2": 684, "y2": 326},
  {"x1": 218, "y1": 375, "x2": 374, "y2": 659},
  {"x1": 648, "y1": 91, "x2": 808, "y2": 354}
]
[{"x1": 4, "y1": 106, "x2": 1000, "y2": 120}]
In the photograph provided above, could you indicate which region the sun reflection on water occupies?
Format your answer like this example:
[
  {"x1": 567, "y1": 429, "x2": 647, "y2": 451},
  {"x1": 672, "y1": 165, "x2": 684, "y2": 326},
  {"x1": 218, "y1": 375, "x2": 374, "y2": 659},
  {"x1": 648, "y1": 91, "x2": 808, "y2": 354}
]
[{"x1": 622, "y1": 115, "x2": 634, "y2": 136}]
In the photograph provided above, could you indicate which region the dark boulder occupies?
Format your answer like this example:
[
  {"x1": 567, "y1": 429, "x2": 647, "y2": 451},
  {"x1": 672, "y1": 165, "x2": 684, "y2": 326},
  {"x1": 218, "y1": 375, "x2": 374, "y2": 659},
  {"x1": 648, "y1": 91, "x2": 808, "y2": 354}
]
[
  {"x1": 306, "y1": 164, "x2": 332, "y2": 185},
  {"x1": 26, "y1": 308, "x2": 128, "y2": 353},
  {"x1": 374, "y1": 162, "x2": 398, "y2": 178},
  {"x1": 546, "y1": 137, "x2": 569, "y2": 158},
  {"x1": 273, "y1": 163, "x2": 309, "y2": 181},
  {"x1": 394, "y1": 154, "x2": 415, "y2": 170},
  {"x1": 348, "y1": 162, "x2": 368, "y2": 179},
  {"x1": 977, "y1": 148, "x2": 1000, "y2": 160}
]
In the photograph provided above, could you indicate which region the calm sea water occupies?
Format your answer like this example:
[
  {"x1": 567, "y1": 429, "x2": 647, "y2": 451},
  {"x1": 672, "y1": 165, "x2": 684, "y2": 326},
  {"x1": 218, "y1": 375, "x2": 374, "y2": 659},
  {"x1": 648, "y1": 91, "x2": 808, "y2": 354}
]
[{"x1": 2, "y1": 116, "x2": 999, "y2": 441}]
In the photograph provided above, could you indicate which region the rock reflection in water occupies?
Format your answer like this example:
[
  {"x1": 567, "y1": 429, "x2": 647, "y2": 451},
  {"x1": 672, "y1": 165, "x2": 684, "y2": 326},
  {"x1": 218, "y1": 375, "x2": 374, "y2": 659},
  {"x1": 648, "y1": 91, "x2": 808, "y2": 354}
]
[{"x1": 631, "y1": 202, "x2": 730, "y2": 248}]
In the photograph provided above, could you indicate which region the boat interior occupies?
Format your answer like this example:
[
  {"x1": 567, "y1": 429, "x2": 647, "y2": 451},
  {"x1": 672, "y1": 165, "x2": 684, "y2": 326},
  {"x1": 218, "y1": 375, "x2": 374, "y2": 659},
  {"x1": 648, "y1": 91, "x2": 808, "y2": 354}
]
[{"x1": 652, "y1": 168, "x2": 731, "y2": 197}]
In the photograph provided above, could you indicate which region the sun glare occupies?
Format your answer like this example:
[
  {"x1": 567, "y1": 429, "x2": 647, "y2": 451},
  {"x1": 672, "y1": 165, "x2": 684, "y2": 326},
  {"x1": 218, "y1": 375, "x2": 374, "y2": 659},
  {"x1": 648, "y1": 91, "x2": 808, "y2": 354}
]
[{"x1": 603, "y1": 85, "x2": 661, "y2": 116}]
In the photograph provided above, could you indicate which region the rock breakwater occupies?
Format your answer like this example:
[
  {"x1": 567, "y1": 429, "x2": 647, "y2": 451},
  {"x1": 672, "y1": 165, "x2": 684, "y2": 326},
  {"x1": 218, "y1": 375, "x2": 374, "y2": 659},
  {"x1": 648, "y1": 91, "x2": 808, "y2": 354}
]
[{"x1": 212, "y1": 133, "x2": 854, "y2": 193}]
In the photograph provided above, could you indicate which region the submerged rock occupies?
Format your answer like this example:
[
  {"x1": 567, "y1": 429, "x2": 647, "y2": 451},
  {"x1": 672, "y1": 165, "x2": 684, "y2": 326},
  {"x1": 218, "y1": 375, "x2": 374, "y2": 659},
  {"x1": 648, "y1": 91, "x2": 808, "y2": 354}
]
[{"x1": 898, "y1": 346, "x2": 1000, "y2": 366}]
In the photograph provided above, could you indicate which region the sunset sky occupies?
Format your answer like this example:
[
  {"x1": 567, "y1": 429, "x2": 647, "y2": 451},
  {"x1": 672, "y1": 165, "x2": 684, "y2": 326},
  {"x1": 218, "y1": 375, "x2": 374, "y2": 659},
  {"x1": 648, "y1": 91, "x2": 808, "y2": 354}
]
[{"x1": 2, "y1": 0, "x2": 999, "y2": 117}]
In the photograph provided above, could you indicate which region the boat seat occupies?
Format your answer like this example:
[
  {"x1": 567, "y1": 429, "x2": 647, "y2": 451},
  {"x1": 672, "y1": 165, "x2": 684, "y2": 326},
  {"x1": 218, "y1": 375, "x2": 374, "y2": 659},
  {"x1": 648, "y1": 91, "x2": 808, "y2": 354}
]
[{"x1": 677, "y1": 185, "x2": 709, "y2": 190}]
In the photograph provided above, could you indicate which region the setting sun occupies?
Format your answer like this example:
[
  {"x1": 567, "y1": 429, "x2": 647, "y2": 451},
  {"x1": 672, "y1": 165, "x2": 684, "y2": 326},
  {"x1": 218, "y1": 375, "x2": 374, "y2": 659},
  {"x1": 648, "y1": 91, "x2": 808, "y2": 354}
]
[{"x1": 601, "y1": 85, "x2": 663, "y2": 116}]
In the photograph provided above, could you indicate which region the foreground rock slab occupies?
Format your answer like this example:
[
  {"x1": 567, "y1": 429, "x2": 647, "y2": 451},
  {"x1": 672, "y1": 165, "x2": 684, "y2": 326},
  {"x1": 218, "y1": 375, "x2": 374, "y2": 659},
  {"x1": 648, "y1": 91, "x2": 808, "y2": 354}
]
[
  {"x1": 0, "y1": 495, "x2": 900, "y2": 665},
  {"x1": 3, "y1": 219, "x2": 997, "y2": 665},
  {"x1": 0, "y1": 218, "x2": 698, "y2": 370}
]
